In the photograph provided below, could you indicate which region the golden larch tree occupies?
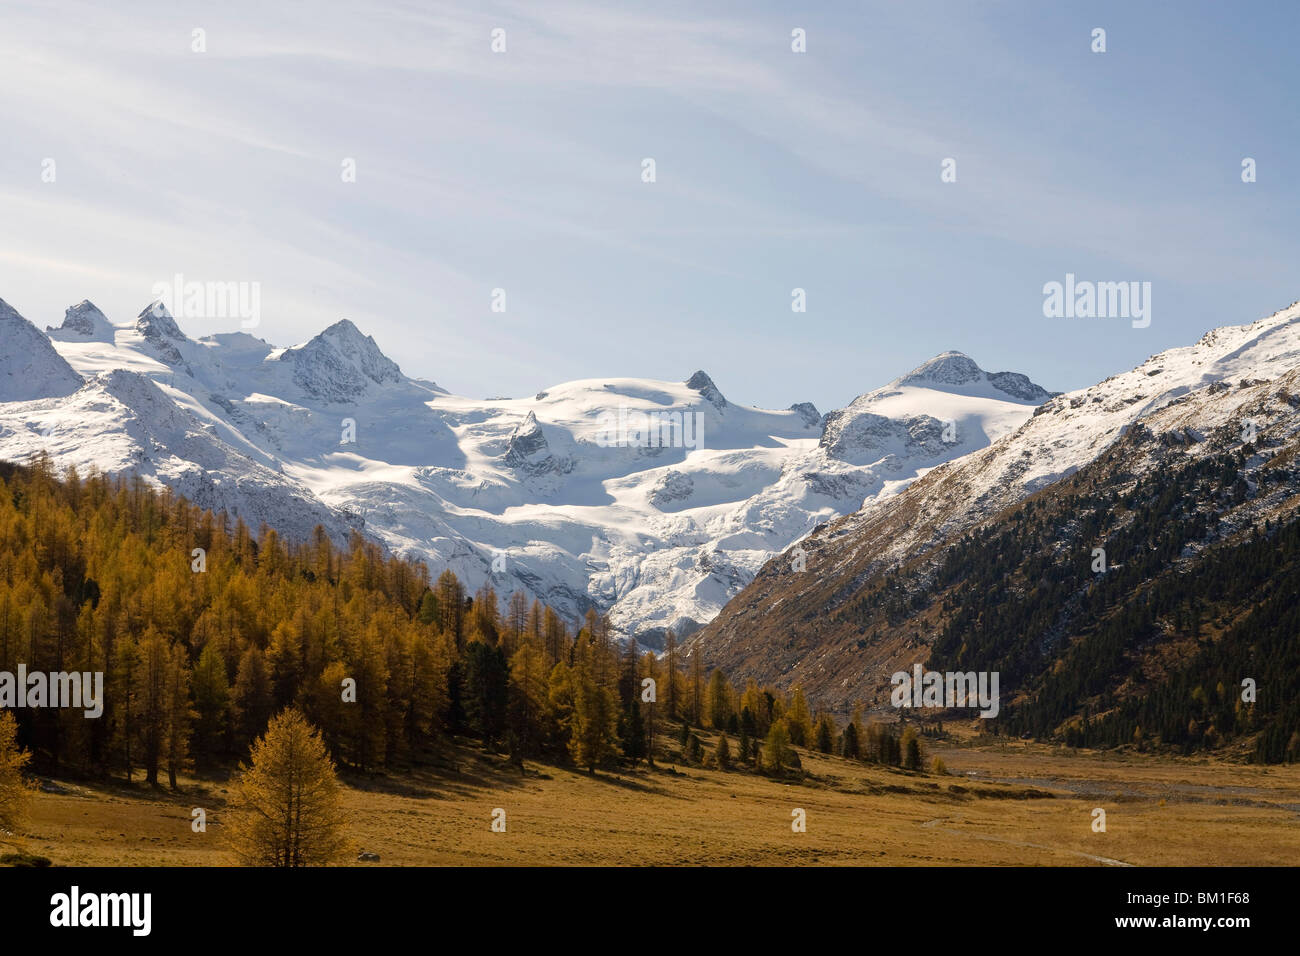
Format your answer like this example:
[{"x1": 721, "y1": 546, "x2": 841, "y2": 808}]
[
  {"x1": 227, "y1": 708, "x2": 348, "y2": 867},
  {"x1": 0, "y1": 712, "x2": 32, "y2": 839}
]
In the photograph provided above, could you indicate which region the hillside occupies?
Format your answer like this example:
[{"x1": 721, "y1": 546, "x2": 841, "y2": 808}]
[{"x1": 688, "y1": 301, "x2": 1300, "y2": 761}]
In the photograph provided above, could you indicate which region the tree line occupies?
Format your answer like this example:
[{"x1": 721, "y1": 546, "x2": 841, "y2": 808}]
[{"x1": 0, "y1": 457, "x2": 927, "y2": 786}]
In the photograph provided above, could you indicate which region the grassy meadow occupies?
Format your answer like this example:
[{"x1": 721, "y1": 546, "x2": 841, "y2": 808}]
[{"x1": 10, "y1": 731, "x2": 1300, "y2": 867}]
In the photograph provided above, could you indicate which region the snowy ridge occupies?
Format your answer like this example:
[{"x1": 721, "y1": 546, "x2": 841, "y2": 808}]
[
  {"x1": 687, "y1": 311, "x2": 1300, "y2": 709},
  {"x1": 0, "y1": 297, "x2": 85, "y2": 400},
  {"x1": 823, "y1": 299, "x2": 1300, "y2": 575},
  {"x1": 0, "y1": 296, "x2": 1051, "y2": 644}
]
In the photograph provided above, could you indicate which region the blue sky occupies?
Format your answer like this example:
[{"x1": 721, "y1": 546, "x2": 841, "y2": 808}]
[{"x1": 2, "y1": 0, "x2": 1298, "y2": 413}]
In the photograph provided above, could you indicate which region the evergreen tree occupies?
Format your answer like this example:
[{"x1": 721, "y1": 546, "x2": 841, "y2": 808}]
[
  {"x1": 902, "y1": 726, "x2": 922, "y2": 771},
  {"x1": 191, "y1": 641, "x2": 231, "y2": 760},
  {"x1": 621, "y1": 698, "x2": 646, "y2": 766},
  {"x1": 463, "y1": 640, "x2": 509, "y2": 749},
  {"x1": 814, "y1": 714, "x2": 835, "y2": 754},
  {"x1": 715, "y1": 733, "x2": 731, "y2": 770},
  {"x1": 840, "y1": 721, "x2": 861, "y2": 760},
  {"x1": 138, "y1": 628, "x2": 172, "y2": 786}
]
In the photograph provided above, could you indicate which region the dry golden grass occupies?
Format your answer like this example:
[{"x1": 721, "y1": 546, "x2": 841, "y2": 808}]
[{"x1": 10, "y1": 734, "x2": 1300, "y2": 866}]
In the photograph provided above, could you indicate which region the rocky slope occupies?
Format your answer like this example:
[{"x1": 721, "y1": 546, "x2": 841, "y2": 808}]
[{"x1": 686, "y1": 300, "x2": 1300, "y2": 708}]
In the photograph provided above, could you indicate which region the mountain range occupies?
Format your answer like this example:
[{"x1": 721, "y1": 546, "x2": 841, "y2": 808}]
[
  {"x1": 0, "y1": 296, "x2": 1052, "y2": 645},
  {"x1": 688, "y1": 299, "x2": 1300, "y2": 718}
]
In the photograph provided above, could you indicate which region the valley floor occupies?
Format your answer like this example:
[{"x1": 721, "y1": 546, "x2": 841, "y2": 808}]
[{"x1": 10, "y1": 736, "x2": 1300, "y2": 866}]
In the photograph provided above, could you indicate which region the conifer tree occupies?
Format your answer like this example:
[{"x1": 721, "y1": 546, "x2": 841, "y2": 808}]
[
  {"x1": 353, "y1": 626, "x2": 391, "y2": 771},
  {"x1": 641, "y1": 650, "x2": 658, "y2": 766},
  {"x1": 266, "y1": 618, "x2": 304, "y2": 709},
  {"x1": 902, "y1": 726, "x2": 922, "y2": 771},
  {"x1": 621, "y1": 697, "x2": 646, "y2": 766},
  {"x1": 227, "y1": 708, "x2": 347, "y2": 867},
  {"x1": 0, "y1": 712, "x2": 32, "y2": 837},
  {"x1": 164, "y1": 652, "x2": 193, "y2": 789},
  {"x1": 232, "y1": 645, "x2": 273, "y2": 748},
  {"x1": 110, "y1": 635, "x2": 142, "y2": 781},
  {"x1": 191, "y1": 641, "x2": 231, "y2": 760},
  {"x1": 664, "y1": 633, "x2": 680, "y2": 720},
  {"x1": 138, "y1": 628, "x2": 173, "y2": 786},
  {"x1": 507, "y1": 641, "x2": 548, "y2": 757},
  {"x1": 840, "y1": 721, "x2": 861, "y2": 760},
  {"x1": 568, "y1": 666, "x2": 618, "y2": 772},
  {"x1": 763, "y1": 719, "x2": 793, "y2": 773},
  {"x1": 464, "y1": 640, "x2": 509, "y2": 749},
  {"x1": 814, "y1": 714, "x2": 835, "y2": 754},
  {"x1": 690, "y1": 653, "x2": 704, "y2": 726},
  {"x1": 785, "y1": 687, "x2": 813, "y2": 747},
  {"x1": 715, "y1": 733, "x2": 731, "y2": 770},
  {"x1": 707, "y1": 668, "x2": 732, "y2": 729}
]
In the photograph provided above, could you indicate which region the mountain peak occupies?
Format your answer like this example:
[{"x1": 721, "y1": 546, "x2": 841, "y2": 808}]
[
  {"x1": 685, "y1": 370, "x2": 727, "y2": 409},
  {"x1": 789, "y1": 401, "x2": 821, "y2": 428},
  {"x1": 896, "y1": 351, "x2": 984, "y2": 387},
  {"x1": 895, "y1": 351, "x2": 1052, "y2": 403},
  {"x1": 320, "y1": 317, "x2": 365, "y2": 340},
  {"x1": 48, "y1": 300, "x2": 116, "y2": 343},
  {"x1": 504, "y1": 409, "x2": 561, "y2": 475},
  {"x1": 282, "y1": 319, "x2": 403, "y2": 403},
  {"x1": 132, "y1": 301, "x2": 191, "y2": 369},
  {"x1": 0, "y1": 297, "x2": 85, "y2": 400},
  {"x1": 135, "y1": 301, "x2": 187, "y2": 339}
]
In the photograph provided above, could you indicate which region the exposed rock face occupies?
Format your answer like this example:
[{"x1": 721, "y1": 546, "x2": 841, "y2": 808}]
[
  {"x1": 649, "y1": 469, "x2": 694, "y2": 508},
  {"x1": 282, "y1": 319, "x2": 403, "y2": 403},
  {"x1": 686, "y1": 370, "x2": 727, "y2": 409},
  {"x1": 989, "y1": 371, "x2": 1054, "y2": 403},
  {"x1": 47, "y1": 300, "x2": 116, "y2": 343},
  {"x1": 505, "y1": 411, "x2": 567, "y2": 476},
  {"x1": 135, "y1": 302, "x2": 191, "y2": 369},
  {"x1": 789, "y1": 401, "x2": 822, "y2": 428}
]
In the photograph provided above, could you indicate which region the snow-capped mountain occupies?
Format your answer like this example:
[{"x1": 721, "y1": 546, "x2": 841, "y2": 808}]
[
  {"x1": 0, "y1": 295, "x2": 1051, "y2": 643},
  {"x1": 830, "y1": 299, "x2": 1300, "y2": 574},
  {"x1": 1, "y1": 298, "x2": 84, "y2": 400},
  {"x1": 688, "y1": 299, "x2": 1300, "y2": 700}
]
